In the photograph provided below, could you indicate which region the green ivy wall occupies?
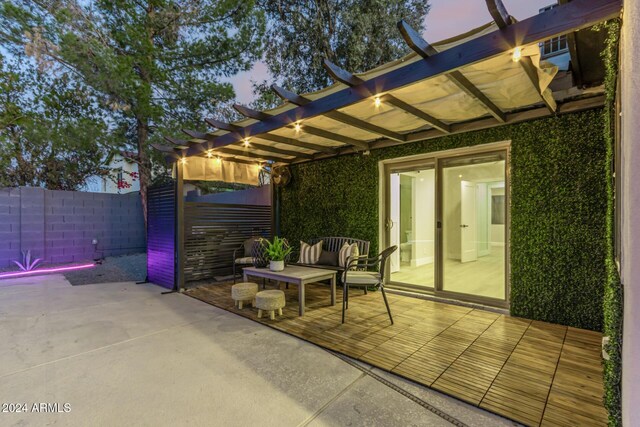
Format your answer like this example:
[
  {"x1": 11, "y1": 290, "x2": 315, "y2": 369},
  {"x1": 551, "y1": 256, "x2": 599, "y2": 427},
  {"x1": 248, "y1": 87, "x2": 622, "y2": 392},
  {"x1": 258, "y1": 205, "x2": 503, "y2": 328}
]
[{"x1": 281, "y1": 109, "x2": 607, "y2": 331}]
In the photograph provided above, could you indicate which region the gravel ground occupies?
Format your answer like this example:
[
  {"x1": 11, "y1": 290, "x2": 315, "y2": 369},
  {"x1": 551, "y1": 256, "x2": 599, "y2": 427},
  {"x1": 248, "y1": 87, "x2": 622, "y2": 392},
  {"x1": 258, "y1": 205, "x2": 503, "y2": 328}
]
[{"x1": 64, "y1": 253, "x2": 147, "y2": 285}]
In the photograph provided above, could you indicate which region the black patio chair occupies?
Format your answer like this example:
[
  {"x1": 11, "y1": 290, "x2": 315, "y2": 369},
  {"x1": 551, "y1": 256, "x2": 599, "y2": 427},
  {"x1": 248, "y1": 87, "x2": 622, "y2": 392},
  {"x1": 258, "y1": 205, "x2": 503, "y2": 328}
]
[
  {"x1": 232, "y1": 236, "x2": 263, "y2": 283},
  {"x1": 341, "y1": 245, "x2": 397, "y2": 324}
]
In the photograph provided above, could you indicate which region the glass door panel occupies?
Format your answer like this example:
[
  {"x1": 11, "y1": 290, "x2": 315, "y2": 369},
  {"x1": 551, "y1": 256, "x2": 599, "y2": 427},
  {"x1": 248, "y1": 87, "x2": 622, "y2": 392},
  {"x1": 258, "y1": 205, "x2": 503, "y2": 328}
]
[
  {"x1": 388, "y1": 165, "x2": 435, "y2": 289},
  {"x1": 441, "y1": 153, "x2": 506, "y2": 300}
]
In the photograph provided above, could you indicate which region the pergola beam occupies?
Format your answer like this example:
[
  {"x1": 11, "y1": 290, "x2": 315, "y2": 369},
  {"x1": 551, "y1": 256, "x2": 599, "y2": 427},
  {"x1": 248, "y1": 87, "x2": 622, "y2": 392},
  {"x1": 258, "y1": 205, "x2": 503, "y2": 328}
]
[
  {"x1": 486, "y1": 0, "x2": 557, "y2": 113},
  {"x1": 270, "y1": 87, "x2": 407, "y2": 142},
  {"x1": 233, "y1": 103, "x2": 370, "y2": 149},
  {"x1": 204, "y1": 118, "x2": 336, "y2": 155},
  {"x1": 183, "y1": 127, "x2": 312, "y2": 159},
  {"x1": 323, "y1": 60, "x2": 451, "y2": 133},
  {"x1": 169, "y1": 135, "x2": 290, "y2": 163},
  {"x1": 256, "y1": 133, "x2": 339, "y2": 154},
  {"x1": 177, "y1": 0, "x2": 620, "y2": 160},
  {"x1": 398, "y1": 20, "x2": 506, "y2": 123},
  {"x1": 558, "y1": 0, "x2": 583, "y2": 87},
  {"x1": 485, "y1": 0, "x2": 515, "y2": 28}
]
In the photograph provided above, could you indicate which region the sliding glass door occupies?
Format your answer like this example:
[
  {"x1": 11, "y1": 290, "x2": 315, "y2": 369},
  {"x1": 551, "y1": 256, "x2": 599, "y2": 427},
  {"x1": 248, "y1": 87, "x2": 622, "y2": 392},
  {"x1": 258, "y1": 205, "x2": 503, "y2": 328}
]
[
  {"x1": 384, "y1": 146, "x2": 509, "y2": 306},
  {"x1": 440, "y1": 153, "x2": 506, "y2": 301},
  {"x1": 388, "y1": 164, "x2": 436, "y2": 289}
]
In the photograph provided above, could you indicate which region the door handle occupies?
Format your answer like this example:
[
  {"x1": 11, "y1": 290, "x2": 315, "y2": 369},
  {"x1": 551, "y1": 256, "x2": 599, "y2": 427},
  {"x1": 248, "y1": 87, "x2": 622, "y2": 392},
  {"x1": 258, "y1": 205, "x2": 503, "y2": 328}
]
[{"x1": 460, "y1": 224, "x2": 469, "y2": 228}]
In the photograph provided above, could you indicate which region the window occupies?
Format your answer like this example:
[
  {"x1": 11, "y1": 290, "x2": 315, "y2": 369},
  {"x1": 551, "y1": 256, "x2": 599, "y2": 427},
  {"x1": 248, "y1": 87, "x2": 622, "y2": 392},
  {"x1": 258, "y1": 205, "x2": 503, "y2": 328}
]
[{"x1": 539, "y1": 4, "x2": 569, "y2": 58}]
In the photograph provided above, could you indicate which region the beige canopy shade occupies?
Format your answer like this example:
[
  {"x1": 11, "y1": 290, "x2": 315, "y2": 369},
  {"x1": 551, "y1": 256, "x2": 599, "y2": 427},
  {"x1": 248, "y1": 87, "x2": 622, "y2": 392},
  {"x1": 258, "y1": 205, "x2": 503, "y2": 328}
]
[
  {"x1": 155, "y1": 0, "x2": 618, "y2": 169},
  {"x1": 175, "y1": 157, "x2": 262, "y2": 185}
]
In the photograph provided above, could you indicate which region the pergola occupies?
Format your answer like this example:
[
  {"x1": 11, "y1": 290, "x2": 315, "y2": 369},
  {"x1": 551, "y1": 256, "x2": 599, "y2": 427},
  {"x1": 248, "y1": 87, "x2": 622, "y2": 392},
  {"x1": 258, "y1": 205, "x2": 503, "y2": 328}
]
[{"x1": 153, "y1": 0, "x2": 620, "y2": 176}]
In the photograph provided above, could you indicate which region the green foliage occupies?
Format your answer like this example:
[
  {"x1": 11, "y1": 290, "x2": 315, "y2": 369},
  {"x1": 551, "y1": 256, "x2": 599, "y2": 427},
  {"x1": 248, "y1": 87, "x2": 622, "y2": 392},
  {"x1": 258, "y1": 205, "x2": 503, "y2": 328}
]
[
  {"x1": 281, "y1": 109, "x2": 608, "y2": 331},
  {"x1": 0, "y1": 0, "x2": 266, "y2": 211},
  {"x1": 261, "y1": 236, "x2": 293, "y2": 261},
  {"x1": 598, "y1": 19, "x2": 623, "y2": 427},
  {"x1": 258, "y1": 0, "x2": 430, "y2": 94},
  {"x1": 13, "y1": 250, "x2": 42, "y2": 271},
  {"x1": 0, "y1": 57, "x2": 112, "y2": 189}
]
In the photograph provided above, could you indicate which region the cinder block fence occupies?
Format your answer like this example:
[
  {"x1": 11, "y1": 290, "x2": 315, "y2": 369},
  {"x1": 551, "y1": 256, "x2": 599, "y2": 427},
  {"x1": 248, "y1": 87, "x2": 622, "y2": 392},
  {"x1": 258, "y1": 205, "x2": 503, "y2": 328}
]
[{"x1": 0, "y1": 187, "x2": 146, "y2": 268}]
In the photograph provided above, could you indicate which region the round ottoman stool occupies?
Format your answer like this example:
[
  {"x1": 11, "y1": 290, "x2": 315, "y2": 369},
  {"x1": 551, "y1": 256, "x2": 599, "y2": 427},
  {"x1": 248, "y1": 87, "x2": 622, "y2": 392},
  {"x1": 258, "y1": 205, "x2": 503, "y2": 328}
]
[
  {"x1": 231, "y1": 282, "x2": 259, "y2": 309},
  {"x1": 255, "y1": 290, "x2": 286, "y2": 320}
]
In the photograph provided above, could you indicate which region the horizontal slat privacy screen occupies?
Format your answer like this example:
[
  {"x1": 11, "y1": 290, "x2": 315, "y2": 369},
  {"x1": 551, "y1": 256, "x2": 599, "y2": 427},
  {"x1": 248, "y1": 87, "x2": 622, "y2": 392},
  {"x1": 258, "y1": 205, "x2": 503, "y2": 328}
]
[
  {"x1": 147, "y1": 183, "x2": 176, "y2": 289},
  {"x1": 183, "y1": 202, "x2": 272, "y2": 282}
]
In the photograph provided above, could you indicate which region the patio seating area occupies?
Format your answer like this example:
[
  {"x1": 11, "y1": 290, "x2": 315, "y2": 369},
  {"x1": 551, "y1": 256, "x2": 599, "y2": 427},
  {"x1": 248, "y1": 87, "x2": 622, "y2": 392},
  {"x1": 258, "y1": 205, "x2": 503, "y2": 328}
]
[{"x1": 187, "y1": 281, "x2": 607, "y2": 427}]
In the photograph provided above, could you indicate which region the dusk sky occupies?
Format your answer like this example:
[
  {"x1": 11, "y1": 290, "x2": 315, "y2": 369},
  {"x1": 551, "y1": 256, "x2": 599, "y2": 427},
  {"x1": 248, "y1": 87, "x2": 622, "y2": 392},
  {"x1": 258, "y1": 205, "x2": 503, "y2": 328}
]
[{"x1": 226, "y1": 0, "x2": 554, "y2": 104}]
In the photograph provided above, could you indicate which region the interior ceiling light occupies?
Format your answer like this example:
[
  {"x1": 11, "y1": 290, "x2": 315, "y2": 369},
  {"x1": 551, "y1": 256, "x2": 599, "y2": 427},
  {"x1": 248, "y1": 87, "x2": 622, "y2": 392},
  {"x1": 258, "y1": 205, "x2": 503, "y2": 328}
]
[
  {"x1": 243, "y1": 138, "x2": 250, "y2": 147},
  {"x1": 512, "y1": 46, "x2": 522, "y2": 62},
  {"x1": 374, "y1": 96, "x2": 381, "y2": 107},
  {"x1": 180, "y1": 157, "x2": 187, "y2": 165},
  {"x1": 294, "y1": 122, "x2": 302, "y2": 133}
]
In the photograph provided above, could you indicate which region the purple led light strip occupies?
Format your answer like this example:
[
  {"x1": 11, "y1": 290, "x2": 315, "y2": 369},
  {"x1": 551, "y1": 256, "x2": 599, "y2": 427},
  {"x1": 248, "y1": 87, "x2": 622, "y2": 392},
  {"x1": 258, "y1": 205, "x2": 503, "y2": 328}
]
[{"x1": 0, "y1": 263, "x2": 95, "y2": 279}]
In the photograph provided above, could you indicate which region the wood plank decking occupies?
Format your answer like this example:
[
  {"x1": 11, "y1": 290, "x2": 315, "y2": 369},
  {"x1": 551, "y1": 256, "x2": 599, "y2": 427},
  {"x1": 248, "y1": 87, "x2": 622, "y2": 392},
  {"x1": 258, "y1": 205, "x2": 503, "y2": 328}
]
[{"x1": 186, "y1": 281, "x2": 607, "y2": 427}]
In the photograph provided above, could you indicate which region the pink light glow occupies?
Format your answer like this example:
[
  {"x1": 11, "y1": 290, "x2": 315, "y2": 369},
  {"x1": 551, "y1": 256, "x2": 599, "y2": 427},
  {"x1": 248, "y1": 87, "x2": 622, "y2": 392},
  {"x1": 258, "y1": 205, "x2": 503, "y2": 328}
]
[{"x1": 0, "y1": 263, "x2": 95, "y2": 279}]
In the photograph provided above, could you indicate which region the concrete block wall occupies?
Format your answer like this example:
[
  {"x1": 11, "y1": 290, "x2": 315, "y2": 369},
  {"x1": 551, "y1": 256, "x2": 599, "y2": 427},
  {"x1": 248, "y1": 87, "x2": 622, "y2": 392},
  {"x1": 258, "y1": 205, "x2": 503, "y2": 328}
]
[{"x1": 0, "y1": 187, "x2": 146, "y2": 268}]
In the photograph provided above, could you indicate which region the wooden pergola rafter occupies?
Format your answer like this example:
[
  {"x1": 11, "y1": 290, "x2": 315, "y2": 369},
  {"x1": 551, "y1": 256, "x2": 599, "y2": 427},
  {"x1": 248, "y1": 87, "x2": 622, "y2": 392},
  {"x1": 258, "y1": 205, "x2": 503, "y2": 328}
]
[
  {"x1": 398, "y1": 20, "x2": 507, "y2": 123},
  {"x1": 486, "y1": 0, "x2": 557, "y2": 113},
  {"x1": 231, "y1": 104, "x2": 370, "y2": 150},
  {"x1": 270, "y1": 85, "x2": 407, "y2": 142},
  {"x1": 157, "y1": 0, "x2": 619, "y2": 165}
]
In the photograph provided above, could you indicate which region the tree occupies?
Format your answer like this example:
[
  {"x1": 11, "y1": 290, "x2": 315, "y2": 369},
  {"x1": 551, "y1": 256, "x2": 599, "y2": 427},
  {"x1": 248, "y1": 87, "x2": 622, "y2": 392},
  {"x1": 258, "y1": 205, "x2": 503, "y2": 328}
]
[
  {"x1": 0, "y1": 56, "x2": 111, "y2": 190},
  {"x1": 258, "y1": 0, "x2": 430, "y2": 94},
  {"x1": 0, "y1": 0, "x2": 266, "y2": 222}
]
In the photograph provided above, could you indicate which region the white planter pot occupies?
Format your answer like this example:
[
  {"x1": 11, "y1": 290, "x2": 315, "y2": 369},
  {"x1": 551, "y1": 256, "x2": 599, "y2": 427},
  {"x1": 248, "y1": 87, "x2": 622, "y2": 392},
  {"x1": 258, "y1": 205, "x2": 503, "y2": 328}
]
[{"x1": 269, "y1": 260, "x2": 285, "y2": 272}]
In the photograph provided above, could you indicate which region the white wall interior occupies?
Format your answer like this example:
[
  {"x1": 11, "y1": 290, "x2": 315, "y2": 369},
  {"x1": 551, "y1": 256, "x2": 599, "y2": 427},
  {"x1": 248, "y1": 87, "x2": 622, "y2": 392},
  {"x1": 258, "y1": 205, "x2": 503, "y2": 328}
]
[
  {"x1": 442, "y1": 161, "x2": 505, "y2": 260},
  {"x1": 408, "y1": 169, "x2": 435, "y2": 267},
  {"x1": 621, "y1": 1, "x2": 640, "y2": 424}
]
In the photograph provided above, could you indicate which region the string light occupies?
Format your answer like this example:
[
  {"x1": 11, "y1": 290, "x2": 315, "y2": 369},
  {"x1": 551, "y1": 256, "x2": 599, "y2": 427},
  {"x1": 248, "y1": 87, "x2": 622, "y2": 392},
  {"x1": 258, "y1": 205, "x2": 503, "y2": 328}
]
[
  {"x1": 374, "y1": 96, "x2": 381, "y2": 107},
  {"x1": 294, "y1": 122, "x2": 302, "y2": 133},
  {"x1": 512, "y1": 46, "x2": 522, "y2": 62}
]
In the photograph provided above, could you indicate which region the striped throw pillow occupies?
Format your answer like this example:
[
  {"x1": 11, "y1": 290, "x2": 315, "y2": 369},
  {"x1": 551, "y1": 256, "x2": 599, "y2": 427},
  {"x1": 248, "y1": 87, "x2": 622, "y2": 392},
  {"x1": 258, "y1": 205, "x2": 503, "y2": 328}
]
[
  {"x1": 298, "y1": 240, "x2": 323, "y2": 264},
  {"x1": 339, "y1": 242, "x2": 360, "y2": 268}
]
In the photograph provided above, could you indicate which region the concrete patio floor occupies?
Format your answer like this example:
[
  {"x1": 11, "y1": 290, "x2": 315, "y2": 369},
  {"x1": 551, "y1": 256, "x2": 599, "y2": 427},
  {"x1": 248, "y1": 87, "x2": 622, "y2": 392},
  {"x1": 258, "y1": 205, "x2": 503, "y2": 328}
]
[{"x1": 0, "y1": 275, "x2": 518, "y2": 426}]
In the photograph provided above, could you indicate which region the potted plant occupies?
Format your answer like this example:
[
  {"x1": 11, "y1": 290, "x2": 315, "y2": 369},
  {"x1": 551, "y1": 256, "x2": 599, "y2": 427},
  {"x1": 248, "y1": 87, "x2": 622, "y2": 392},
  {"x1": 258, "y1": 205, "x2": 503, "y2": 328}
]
[{"x1": 261, "y1": 237, "x2": 292, "y2": 272}]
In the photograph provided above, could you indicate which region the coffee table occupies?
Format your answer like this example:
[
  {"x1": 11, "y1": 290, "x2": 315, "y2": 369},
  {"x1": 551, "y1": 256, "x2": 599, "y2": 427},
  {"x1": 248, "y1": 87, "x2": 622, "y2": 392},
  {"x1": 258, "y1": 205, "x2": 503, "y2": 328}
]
[{"x1": 243, "y1": 265, "x2": 337, "y2": 316}]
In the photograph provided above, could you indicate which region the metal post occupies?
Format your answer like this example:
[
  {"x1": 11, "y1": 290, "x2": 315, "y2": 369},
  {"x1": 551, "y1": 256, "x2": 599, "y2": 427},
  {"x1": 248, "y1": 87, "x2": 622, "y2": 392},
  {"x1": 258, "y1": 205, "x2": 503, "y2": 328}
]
[
  {"x1": 175, "y1": 161, "x2": 185, "y2": 292},
  {"x1": 274, "y1": 184, "x2": 281, "y2": 237}
]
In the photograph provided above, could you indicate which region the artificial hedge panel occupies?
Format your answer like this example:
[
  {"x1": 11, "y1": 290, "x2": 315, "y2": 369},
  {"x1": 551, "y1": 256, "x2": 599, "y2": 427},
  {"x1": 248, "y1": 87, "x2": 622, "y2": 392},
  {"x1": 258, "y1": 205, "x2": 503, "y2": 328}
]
[
  {"x1": 600, "y1": 19, "x2": 623, "y2": 427},
  {"x1": 281, "y1": 109, "x2": 607, "y2": 331}
]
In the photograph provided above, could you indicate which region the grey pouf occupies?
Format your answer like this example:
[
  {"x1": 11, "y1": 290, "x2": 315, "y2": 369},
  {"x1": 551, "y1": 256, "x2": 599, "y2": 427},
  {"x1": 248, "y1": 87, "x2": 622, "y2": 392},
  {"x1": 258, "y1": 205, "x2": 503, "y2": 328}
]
[
  {"x1": 231, "y1": 282, "x2": 259, "y2": 309},
  {"x1": 255, "y1": 290, "x2": 286, "y2": 320}
]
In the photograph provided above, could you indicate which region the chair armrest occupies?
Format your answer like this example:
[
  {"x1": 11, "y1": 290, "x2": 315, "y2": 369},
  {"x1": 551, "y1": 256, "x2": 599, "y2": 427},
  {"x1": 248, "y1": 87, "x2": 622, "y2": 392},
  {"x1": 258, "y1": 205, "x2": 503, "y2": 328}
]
[
  {"x1": 232, "y1": 243, "x2": 245, "y2": 260},
  {"x1": 346, "y1": 254, "x2": 380, "y2": 270}
]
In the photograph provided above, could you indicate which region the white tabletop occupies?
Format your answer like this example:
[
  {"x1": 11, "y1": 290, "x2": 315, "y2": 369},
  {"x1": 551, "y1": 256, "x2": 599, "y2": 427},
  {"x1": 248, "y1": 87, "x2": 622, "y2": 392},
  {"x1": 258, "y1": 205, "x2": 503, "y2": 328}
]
[{"x1": 243, "y1": 265, "x2": 337, "y2": 281}]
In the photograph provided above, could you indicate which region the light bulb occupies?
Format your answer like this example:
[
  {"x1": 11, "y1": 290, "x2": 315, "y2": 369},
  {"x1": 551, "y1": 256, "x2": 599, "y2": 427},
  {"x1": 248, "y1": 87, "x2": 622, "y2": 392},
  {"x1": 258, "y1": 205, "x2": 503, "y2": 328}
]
[
  {"x1": 206, "y1": 150, "x2": 213, "y2": 158},
  {"x1": 294, "y1": 122, "x2": 302, "y2": 133},
  {"x1": 512, "y1": 47, "x2": 522, "y2": 62},
  {"x1": 374, "y1": 96, "x2": 381, "y2": 107},
  {"x1": 216, "y1": 157, "x2": 222, "y2": 164},
  {"x1": 243, "y1": 138, "x2": 250, "y2": 147},
  {"x1": 180, "y1": 157, "x2": 187, "y2": 165}
]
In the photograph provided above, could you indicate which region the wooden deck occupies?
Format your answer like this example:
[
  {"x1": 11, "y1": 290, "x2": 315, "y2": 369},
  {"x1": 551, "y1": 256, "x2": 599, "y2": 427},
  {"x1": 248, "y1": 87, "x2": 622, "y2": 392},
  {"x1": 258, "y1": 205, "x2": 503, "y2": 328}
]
[{"x1": 186, "y1": 281, "x2": 607, "y2": 427}]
